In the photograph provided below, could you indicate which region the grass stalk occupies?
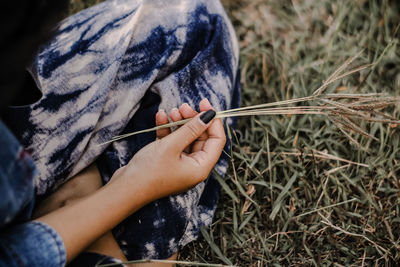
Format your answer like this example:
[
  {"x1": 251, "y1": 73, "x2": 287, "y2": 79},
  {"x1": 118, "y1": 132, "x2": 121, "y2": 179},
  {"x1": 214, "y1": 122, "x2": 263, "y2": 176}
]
[
  {"x1": 97, "y1": 259, "x2": 234, "y2": 267},
  {"x1": 99, "y1": 56, "x2": 399, "y2": 146}
]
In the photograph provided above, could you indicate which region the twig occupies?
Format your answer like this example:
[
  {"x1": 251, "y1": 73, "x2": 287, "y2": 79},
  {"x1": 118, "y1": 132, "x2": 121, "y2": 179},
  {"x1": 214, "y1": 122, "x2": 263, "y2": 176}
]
[
  {"x1": 97, "y1": 259, "x2": 235, "y2": 267},
  {"x1": 318, "y1": 212, "x2": 388, "y2": 255},
  {"x1": 296, "y1": 198, "x2": 357, "y2": 218}
]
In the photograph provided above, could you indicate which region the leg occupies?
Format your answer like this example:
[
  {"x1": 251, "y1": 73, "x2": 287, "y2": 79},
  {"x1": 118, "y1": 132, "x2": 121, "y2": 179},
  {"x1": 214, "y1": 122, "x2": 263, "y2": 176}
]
[{"x1": 32, "y1": 163, "x2": 102, "y2": 218}]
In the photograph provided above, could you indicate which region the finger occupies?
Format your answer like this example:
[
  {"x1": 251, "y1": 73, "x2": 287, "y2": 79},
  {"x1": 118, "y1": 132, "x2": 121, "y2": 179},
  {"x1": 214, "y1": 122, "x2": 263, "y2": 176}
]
[
  {"x1": 179, "y1": 103, "x2": 198, "y2": 118},
  {"x1": 191, "y1": 135, "x2": 207, "y2": 152},
  {"x1": 187, "y1": 118, "x2": 225, "y2": 171},
  {"x1": 179, "y1": 103, "x2": 198, "y2": 153},
  {"x1": 180, "y1": 137, "x2": 223, "y2": 181},
  {"x1": 169, "y1": 107, "x2": 187, "y2": 151},
  {"x1": 201, "y1": 117, "x2": 226, "y2": 156},
  {"x1": 156, "y1": 109, "x2": 170, "y2": 139},
  {"x1": 191, "y1": 98, "x2": 213, "y2": 152},
  {"x1": 162, "y1": 110, "x2": 216, "y2": 153},
  {"x1": 199, "y1": 98, "x2": 213, "y2": 112},
  {"x1": 199, "y1": 98, "x2": 225, "y2": 152},
  {"x1": 169, "y1": 107, "x2": 183, "y2": 122}
]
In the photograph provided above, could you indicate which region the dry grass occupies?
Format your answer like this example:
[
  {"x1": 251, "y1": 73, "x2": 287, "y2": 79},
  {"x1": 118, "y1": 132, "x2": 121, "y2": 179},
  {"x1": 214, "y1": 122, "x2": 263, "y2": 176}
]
[
  {"x1": 102, "y1": 59, "x2": 399, "y2": 146},
  {"x1": 72, "y1": 0, "x2": 400, "y2": 266},
  {"x1": 181, "y1": 0, "x2": 400, "y2": 266}
]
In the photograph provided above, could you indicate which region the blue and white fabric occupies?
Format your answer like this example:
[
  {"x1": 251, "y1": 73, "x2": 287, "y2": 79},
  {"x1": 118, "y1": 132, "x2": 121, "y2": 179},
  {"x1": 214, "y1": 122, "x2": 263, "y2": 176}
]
[{"x1": 3, "y1": 0, "x2": 240, "y2": 263}]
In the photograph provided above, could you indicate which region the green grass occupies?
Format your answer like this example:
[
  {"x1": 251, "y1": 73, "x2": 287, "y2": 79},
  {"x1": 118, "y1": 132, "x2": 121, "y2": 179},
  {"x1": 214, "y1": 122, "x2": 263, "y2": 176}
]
[
  {"x1": 69, "y1": 0, "x2": 104, "y2": 14},
  {"x1": 72, "y1": 0, "x2": 400, "y2": 265}
]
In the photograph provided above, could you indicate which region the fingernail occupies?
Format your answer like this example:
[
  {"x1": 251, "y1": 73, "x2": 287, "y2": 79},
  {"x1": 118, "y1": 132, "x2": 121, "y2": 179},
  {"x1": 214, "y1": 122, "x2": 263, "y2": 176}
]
[
  {"x1": 181, "y1": 103, "x2": 189, "y2": 108},
  {"x1": 171, "y1": 107, "x2": 179, "y2": 112},
  {"x1": 158, "y1": 109, "x2": 165, "y2": 113},
  {"x1": 200, "y1": 109, "x2": 216, "y2": 124},
  {"x1": 201, "y1": 98, "x2": 210, "y2": 104}
]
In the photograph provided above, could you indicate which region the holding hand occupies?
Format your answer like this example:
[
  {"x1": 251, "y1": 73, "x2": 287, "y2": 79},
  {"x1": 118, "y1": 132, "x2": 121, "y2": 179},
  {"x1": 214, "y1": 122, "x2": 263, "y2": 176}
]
[
  {"x1": 119, "y1": 98, "x2": 226, "y2": 199},
  {"x1": 35, "y1": 99, "x2": 225, "y2": 262}
]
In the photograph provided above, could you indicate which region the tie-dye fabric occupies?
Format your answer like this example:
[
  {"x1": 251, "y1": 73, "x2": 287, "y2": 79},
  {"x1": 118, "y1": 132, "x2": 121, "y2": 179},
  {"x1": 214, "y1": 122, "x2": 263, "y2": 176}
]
[{"x1": 4, "y1": 0, "x2": 240, "y2": 260}]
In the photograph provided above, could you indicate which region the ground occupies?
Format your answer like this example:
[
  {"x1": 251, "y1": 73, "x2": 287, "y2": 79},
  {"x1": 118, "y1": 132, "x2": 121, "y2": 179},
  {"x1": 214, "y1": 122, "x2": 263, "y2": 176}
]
[{"x1": 72, "y1": 0, "x2": 400, "y2": 266}]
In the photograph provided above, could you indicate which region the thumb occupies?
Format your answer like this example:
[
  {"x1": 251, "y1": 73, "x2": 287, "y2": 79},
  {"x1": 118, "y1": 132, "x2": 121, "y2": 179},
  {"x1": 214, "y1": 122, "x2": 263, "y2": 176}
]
[{"x1": 163, "y1": 109, "x2": 216, "y2": 153}]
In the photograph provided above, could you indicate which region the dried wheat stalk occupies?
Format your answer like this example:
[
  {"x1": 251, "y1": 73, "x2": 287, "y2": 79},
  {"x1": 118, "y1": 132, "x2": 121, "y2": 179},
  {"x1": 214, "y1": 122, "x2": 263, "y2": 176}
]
[{"x1": 99, "y1": 54, "x2": 400, "y2": 146}]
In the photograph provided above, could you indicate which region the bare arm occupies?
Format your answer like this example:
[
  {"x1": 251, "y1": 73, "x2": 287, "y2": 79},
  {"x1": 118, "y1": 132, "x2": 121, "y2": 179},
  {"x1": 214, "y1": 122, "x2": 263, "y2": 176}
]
[
  {"x1": 36, "y1": 167, "x2": 147, "y2": 261},
  {"x1": 36, "y1": 165, "x2": 153, "y2": 262}
]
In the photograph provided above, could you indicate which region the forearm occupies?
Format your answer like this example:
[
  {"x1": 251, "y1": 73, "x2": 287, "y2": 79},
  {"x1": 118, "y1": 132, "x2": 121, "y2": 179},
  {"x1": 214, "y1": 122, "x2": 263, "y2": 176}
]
[
  {"x1": 36, "y1": 169, "x2": 152, "y2": 263},
  {"x1": 35, "y1": 101, "x2": 223, "y2": 263}
]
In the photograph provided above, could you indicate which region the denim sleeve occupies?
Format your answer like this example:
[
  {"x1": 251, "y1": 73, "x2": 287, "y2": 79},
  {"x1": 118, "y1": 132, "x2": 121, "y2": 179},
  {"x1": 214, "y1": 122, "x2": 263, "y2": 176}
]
[
  {"x1": 0, "y1": 120, "x2": 36, "y2": 227},
  {"x1": 0, "y1": 221, "x2": 66, "y2": 267},
  {"x1": 0, "y1": 120, "x2": 66, "y2": 266}
]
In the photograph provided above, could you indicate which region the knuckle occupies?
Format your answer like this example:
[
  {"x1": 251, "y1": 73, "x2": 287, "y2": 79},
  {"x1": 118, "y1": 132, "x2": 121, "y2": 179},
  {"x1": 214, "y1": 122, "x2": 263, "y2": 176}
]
[
  {"x1": 157, "y1": 139, "x2": 169, "y2": 152},
  {"x1": 186, "y1": 122, "x2": 201, "y2": 138}
]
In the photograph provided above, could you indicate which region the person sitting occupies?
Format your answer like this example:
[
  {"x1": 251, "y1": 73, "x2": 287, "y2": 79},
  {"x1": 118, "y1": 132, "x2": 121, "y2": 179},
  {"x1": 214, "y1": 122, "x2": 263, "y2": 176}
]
[{"x1": 0, "y1": 0, "x2": 240, "y2": 265}]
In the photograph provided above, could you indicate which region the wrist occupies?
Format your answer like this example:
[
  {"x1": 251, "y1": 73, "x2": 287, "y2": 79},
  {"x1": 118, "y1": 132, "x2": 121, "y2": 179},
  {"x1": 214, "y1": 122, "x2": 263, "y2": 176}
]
[{"x1": 107, "y1": 165, "x2": 157, "y2": 208}]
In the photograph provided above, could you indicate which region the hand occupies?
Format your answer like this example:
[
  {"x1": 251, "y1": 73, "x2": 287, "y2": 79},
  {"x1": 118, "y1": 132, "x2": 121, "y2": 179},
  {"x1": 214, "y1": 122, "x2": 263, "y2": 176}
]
[
  {"x1": 36, "y1": 99, "x2": 225, "y2": 262},
  {"x1": 118, "y1": 98, "x2": 226, "y2": 199}
]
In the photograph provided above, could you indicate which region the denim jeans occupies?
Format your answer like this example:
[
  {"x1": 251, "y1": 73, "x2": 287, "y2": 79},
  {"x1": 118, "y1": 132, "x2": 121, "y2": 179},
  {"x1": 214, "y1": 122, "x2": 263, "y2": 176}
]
[{"x1": 1, "y1": 0, "x2": 240, "y2": 265}]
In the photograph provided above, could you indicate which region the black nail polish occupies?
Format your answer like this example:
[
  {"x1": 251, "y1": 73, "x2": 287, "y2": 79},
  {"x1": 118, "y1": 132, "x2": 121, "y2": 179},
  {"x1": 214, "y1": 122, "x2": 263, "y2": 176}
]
[{"x1": 200, "y1": 109, "x2": 216, "y2": 124}]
